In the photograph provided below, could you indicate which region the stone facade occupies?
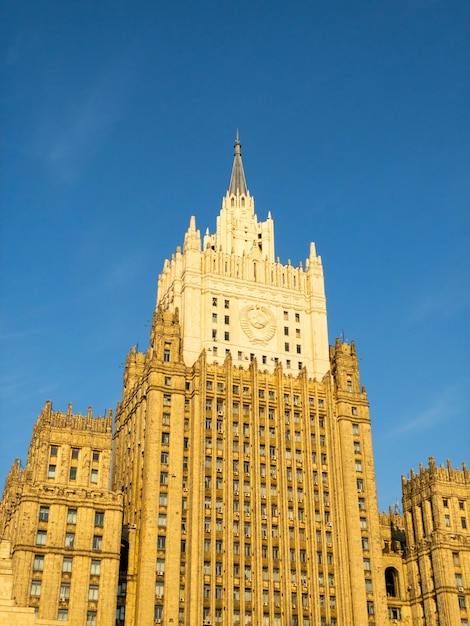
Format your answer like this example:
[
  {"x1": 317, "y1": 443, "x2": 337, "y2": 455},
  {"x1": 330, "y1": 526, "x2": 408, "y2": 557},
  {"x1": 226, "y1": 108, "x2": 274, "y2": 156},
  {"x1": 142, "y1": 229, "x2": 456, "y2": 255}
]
[
  {"x1": 402, "y1": 459, "x2": 470, "y2": 625},
  {"x1": 0, "y1": 136, "x2": 468, "y2": 626},
  {"x1": 0, "y1": 403, "x2": 123, "y2": 626}
]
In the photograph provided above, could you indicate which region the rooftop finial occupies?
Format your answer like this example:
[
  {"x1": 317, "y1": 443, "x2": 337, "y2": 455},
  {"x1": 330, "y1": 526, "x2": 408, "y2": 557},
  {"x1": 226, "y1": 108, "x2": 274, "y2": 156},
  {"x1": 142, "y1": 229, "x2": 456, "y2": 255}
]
[{"x1": 228, "y1": 130, "x2": 248, "y2": 195}]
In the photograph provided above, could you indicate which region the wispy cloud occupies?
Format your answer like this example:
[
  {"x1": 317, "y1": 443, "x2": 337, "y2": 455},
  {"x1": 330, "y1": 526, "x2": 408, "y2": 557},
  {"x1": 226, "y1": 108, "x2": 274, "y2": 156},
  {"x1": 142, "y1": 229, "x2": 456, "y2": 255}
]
[
  {"x1": 36, "y1": 62, "x2": 136, "y2": 183},
  {"x1": 408, "y1": 284, "x2": 469, "y2": 323},
  {"x1": 386, "y1": 378, "x2": 468, "y2": 437}
]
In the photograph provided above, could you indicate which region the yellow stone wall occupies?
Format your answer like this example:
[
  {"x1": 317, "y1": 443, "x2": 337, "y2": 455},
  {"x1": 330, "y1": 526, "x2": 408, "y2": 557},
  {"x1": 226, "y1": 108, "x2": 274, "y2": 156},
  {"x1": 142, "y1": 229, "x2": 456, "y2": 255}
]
[
  {"x1": 0, "y1": 403, "x2": 123, "y2": 626},
  {"x1": 112, "y1": 307, "x2": 389, "y2": 625}
]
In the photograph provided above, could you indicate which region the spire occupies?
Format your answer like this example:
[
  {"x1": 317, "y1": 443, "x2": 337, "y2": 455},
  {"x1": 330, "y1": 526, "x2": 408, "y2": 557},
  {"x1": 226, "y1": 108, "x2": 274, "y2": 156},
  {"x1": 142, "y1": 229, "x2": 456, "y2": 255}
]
[{"x1": 228, "y1": 130, "x2": 248, "y2": 196}]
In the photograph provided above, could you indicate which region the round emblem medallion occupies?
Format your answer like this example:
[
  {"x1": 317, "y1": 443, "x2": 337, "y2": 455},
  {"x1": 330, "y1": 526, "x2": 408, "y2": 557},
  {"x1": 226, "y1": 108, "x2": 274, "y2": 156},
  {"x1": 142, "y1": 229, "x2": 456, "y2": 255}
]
[{"x1": 240, "y1": 305, "x2": 276, "y2": 345}]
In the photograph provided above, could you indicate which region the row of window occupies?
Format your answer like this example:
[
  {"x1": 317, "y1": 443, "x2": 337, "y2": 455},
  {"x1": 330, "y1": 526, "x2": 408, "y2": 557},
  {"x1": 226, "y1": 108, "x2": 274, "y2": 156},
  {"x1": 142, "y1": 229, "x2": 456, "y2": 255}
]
[
  {"x1": 203, "y1": 585, "x2": 322, "y2": 607},
  {"x1": 33, "y1": 555, "x2": 101, "y2": 575},
  {"x1": 189, "y1": 612, "x2": 333, "y2": 626},
  {"x1": 30, "y1": 579, "x2": 99, "y2": 600},
  {"x1": 50, "y1": 446, "x2": 100, "y2": 462},
  {"x1": 36, "y1": 530, "x2": 102, "y2": 550},
  {"x1": 204, "y1": 420, "x2": 329, "y2": 446},
  {"x1": 55, "y1": 610, "x2": 97, "y2": 624},
  {"x1": 39, "y1": 507, "x2": 104, "y2": 526},
  {"x1": 47, "y1": 464, "x2": 99, "y2": 483},
  {"x1": 167, "y1": 386, "x2": 327, "y2": 407},
  {"x1": 444, "y1": 514, "x2": 467, "y2": 529},
  {"x1": 209, "y1": 347, "x2": 306, "y2": 367},
  {"x1": 56, "y1": 610, "x2": 97, "y2": 624},
  {"x1": 409, "y1": 500, "x2": 468, "y2": 540},
  {"x1": 210, "y1": 301, "x2": 302, "y2": 324}
]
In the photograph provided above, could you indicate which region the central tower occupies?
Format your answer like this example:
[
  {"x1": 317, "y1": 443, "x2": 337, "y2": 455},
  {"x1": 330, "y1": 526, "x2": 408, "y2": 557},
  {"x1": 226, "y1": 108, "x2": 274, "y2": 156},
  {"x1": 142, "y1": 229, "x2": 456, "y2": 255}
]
[
  {"x1": 112, "y1": 135, "x2": 387, "y2": 626},
  {"x1": 156, "y1": 133, "x2": 329, "y2": 380}
]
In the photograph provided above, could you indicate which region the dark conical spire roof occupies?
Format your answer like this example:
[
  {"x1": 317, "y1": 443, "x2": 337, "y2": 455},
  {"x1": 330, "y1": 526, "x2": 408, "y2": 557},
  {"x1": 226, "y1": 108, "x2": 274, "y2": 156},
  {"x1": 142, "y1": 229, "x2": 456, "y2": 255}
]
[{"x1": 228, "y1": 130, "x2": 248, "y2": 196}]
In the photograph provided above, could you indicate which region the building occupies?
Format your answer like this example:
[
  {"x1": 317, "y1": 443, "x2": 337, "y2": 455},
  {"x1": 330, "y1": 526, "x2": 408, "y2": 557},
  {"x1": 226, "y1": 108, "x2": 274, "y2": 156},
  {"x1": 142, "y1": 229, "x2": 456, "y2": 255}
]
[
  {"x1": 401, "y1": 458, "x2": 470, "y2": 625},
  {"x1": 0, "y1": 135, "x2": 469, "y2": 626},
  {"x1": 0, "y1": 402, "x2": 123, "y2": 625}
]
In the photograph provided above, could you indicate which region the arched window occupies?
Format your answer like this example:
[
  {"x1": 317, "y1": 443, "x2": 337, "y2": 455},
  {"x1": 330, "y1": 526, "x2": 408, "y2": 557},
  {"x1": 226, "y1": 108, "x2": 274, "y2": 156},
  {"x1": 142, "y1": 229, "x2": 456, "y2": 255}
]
[{"x1": 385, "y1": 567, "x2": 399, "y2": 597}]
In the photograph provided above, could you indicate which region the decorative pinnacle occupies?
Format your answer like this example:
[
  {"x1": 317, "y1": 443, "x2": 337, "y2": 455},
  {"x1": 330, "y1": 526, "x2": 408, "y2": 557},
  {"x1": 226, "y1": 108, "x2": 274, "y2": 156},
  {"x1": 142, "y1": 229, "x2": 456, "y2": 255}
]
[{"x1": 228, "y1": 130, "x2": 248, "y2": 196}]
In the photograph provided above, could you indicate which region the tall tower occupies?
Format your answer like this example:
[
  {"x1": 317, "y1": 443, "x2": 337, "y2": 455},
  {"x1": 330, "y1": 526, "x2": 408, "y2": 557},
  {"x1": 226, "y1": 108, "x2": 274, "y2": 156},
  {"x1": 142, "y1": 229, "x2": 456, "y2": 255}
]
[
  {"x1": 156, "y1": 133, "x2": 329, "y2": 380},
  {"x1": 112, "y1": 135, "x2": 389, "y2": 626}
]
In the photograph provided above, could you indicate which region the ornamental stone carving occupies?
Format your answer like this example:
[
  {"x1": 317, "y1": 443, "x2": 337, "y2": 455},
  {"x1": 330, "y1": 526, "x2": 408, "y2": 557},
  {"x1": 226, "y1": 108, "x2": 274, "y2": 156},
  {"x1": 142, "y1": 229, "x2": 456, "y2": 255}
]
[{"x1": 240, "y1": 304, "x2": 276, "y2": 345}]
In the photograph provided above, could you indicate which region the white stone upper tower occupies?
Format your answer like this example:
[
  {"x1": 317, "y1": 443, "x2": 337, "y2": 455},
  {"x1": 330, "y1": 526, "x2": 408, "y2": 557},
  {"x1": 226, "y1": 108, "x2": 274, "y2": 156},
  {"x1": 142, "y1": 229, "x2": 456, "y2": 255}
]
[{"x1": 156, "y1": 133, "x2": 329, "y2": 379}]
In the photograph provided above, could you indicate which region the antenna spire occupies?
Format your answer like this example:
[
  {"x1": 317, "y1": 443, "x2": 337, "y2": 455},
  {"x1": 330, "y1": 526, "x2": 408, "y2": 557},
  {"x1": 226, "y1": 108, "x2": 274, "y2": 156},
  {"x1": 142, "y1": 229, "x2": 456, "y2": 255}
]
[{"x1": 228, "y1": 130, "x2": 248, "y2": 195}]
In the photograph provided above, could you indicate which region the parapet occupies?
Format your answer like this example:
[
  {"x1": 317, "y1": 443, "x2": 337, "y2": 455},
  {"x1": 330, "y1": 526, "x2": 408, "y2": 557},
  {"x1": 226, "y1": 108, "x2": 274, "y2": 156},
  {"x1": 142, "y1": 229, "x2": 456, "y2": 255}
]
[{"x1": 402, "y1": 456, "x2": 469, "y2": 496}]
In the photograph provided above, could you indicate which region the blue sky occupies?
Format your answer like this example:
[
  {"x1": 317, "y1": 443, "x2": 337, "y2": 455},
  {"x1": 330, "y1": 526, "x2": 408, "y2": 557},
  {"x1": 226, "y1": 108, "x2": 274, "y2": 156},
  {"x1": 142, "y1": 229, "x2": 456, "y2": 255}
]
[{"x1": 1, "y1": 0, "x2": 469, "y2": 510}]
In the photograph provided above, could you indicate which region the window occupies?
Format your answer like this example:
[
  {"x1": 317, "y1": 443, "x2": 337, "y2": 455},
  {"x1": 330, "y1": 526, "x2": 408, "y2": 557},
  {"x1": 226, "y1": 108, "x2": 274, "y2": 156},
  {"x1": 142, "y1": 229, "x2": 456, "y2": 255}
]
[
  {"x1": 39, "y1": 506, "x2": 49, "y2": 522},
  {"x1": 67, "y1": 508, "x2": 77, "y2": 524},
  {"x1": 60, "y1": 582, "x2": 71, "y2": 600},
  {"x1": 158, "y1": 513, "x2": 167, "y2": 527},
  {"x1": 157, "y1": 536, "x2": 166, "y2": 550},
  {"x1": 445, "y1": 514, "x2": 451, "y2": 527},
  {"x1": 58, "y1": 609, "x2": 68, "y2": 621},
  {"x1": 458, "y1": 596, "x2": 466, "y2": 609},
  {"x1": 62, "y1": 556, "x2": 73, "y2": 572},
  {"x1": 443, "y1": 498, "x2": 448, "y2": 507},
  {"x1": 92, "y1": 451, "x2": 100, "y2": 462},
  {"x1": 48, "y1": 465, "x2": 56, "y2": 478},
  {"x1": 224, "y1": 299, "x2": 230, "y2": 309},
  {"x1": 212, "y1": 297, "x2": 217, "y2": 306},
  {"x1": 161, "y1": 451, "x2": 169, "y2": 464},
  {"x1": 351, "y1": 406, "x2": 358, "y2": 416},
  {"x1": 86, "y1": 611, "x2": 97, "y2": 626},
  {"x1": 69, "y1": 466, "x2": 77, "y2": 480},
  {"x1": 462, "y1": 517, "x2": 467, "y2": 529},
  {"x1": 352, "y1": 423, "x2": 360, "y2": 435},
  {"x1": 164, "y1": 376, "x2": 171, "y2": 386},
  {"x1": 90, "y1": 559, "x2": 101, "y2": 575},
  {"x1": 365, "y1": 579, "x2": 373, "y2": 593},
  {"x1": 367, "y1": 601, "x2": 374, "y2": 615},
  {"x1": 94, "y1": 511, "x2": 104, "y2": 527},
  {"x1": 285, "y1": 343, "x2": 290, "y2": 351},
  {"x1": 224, "y1": 315, "x2": 230, "y2": 325},
  {"x1": 363, "y1": 558, "x2": 371, "y2": 571},
  {"x1": 50, "y1": 445, "x2": 58, "y2": 456},
  {"x1": 64, "y1": 532, "x2": 75, "y2": 548},
  {"x1": 355, "y1": 460, "x2": 363, "y2": 472},
  {"x1": 92, "y1": 535, "x2": 102, "y2": 550},
  {"x1": 30, "y1": 580, "x2": 41, "y2": 596},
  {"x1": 453, "y1": 552, "x2": 461, "y2": 566},
  {"x1": 88, "y1": 585, "x2": 99, "y2": 601},
  {"x1": 456, "y1": 573, "x2": 463, "y2": 587},
  {"x1": 459, "y1": 500, "x2": 465, "y2": 510},
  {"x1": 33, "y1": 555, "x2": 44, "y2": 571},
  {"x1": 362, "y1": 536, "x2": 369, "y2": 550},
  {"x1": 90, "y1": 469, "x2": 98, "y2": 483},
  {"x1": 71, "y1": 448, "x2": 79, "y2": 460},
  {"x1": 360, "y1": 518, "x2": 368, "y2": 530},
  {"x1": 163, "y1": 348, "x2": 170, "y2": 362},
  {"x1": 224, "y1": 331, "x2": 230, "y2": 341},
  {"x1": 388, "y1": 607, "x2": 401, "y2": 620}
]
